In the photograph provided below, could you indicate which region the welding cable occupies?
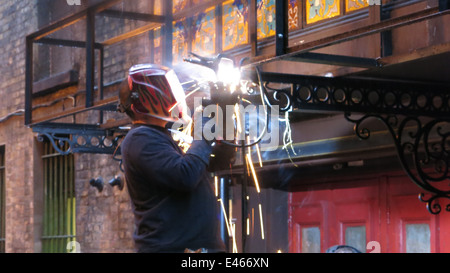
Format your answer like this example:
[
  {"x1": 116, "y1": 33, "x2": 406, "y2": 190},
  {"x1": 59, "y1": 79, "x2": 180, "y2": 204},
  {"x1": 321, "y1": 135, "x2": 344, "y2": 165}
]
[
  {"x1": 0, "y1": 109, "x2": 25, "y2": 123},
  {"x1": 0, "y1": 93, "x2": 79, "y2": 124},
  {"x1": 219, "y1": 64, "x2": 270, "y2": 149}
]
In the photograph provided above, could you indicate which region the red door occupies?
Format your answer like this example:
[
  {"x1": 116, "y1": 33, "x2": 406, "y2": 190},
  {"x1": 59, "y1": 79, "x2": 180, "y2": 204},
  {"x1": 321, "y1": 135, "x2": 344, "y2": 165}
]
[
  {"x1": 289, "y1": 173, "x2": 450, "y2": 253},
  {"x1": 387, "y1": 175, "x2": 438, "y2": 253},
  {"x1": 289, "y1": 179, "x2": 379, "y2": 253}
]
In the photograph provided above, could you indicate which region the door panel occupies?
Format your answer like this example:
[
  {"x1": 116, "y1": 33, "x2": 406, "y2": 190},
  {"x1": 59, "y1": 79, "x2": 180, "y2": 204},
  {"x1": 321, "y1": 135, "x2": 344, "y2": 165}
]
[
  {"x1": 289, "y1": 181, "x2": 378, "y2": 253},
  {"x1": 387, "y1": 176, "x2": 437, "y2": 253},
  {"x1": 289, "y1": 174, "x2": 448, "y2": 253}
]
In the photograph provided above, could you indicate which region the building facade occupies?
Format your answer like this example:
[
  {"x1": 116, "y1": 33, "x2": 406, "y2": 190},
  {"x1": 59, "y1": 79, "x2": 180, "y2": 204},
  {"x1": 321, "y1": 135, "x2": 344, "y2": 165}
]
[{"x1": 0, "y1": 0, "x2": 449, "y2": 253}]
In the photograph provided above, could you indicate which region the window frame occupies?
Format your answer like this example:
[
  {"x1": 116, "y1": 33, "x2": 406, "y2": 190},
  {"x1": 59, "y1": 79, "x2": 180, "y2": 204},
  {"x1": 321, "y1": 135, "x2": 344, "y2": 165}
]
[{"x1": 41, "y1": 140, "x2": 76, "y2": 253}]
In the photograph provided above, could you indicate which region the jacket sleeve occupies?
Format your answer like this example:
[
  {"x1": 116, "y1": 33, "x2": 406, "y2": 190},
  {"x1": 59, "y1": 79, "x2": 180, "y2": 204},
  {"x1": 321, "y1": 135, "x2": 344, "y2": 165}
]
[{"x1": 130, "y1": 130, "x2": 213, "y2": 191}]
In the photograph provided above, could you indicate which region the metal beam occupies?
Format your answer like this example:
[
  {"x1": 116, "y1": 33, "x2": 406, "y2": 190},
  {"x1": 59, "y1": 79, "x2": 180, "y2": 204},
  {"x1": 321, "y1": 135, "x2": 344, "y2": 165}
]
[
  {"x1": 261, "y1": 72, "x2": 450, "y2": 118},
  {"x1": 35, "y1": 38, "x2": 103, "y2": 49},
  {"x1": 33, "y1": 122, "x2": 127, "y2": 155},
  {"x1": 100, "y1": 9, "x2": 166, "y2": 23},
  {"x1": 285, "y1": 52, "x2": 381, "y2": 68}
]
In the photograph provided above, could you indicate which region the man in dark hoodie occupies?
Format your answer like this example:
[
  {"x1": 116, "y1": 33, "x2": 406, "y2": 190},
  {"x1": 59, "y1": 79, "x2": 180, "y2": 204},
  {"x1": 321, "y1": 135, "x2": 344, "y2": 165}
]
[{"x1": 118, "y1": 64, "x2": 225, "y2": 253}]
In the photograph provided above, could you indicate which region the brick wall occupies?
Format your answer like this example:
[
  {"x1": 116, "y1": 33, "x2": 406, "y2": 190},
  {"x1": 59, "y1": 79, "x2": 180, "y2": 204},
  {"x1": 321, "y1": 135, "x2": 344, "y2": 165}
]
[
  {"x1": 0, "y1": 0, "x2": 39, "y2": 253},
  {"x1": 75, "y1": 152, "x2": 134, "y2": 253},
  {"x1": 0, "y1": 0, "x2": 142, "y2": 253}
]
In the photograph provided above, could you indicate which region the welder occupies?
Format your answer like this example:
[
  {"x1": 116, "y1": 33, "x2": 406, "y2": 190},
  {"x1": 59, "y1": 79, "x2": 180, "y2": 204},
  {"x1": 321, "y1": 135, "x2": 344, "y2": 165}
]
[{"x1": 118, "y1": 64, "x2": 226, "y2": 253}]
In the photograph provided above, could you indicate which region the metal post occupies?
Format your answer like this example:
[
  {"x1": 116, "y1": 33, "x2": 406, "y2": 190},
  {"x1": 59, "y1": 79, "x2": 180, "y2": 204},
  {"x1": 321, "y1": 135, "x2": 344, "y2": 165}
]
[
  {"x1": 98, "y1": 45, "x2": 104, "y2": 124},
  {"x1": 249, "y1": 0, "x2": 257, "y2": 56},
  {"x1": 86, "y1": 9, "x2": 95, "y2": 108},
  {"x1": 163, "y1": 0, "x2": 173, "y2": 67},
  {"x1": 241, "y1": 141, "x2": 248, "y2": 253},
  {"x1": 219, "y1": 176, "x2": 229, "y2": 251},
  {"x1": 275, "y1": 0, "x2": 288, "y2": 56},
  {"x1": 439, "y1": 0, "x2": 450, "y2": 11},
  {"x1": 25, "y1": 37, "x2": 33, "y2": 125},
  {"x1": 380, "y1": 2, "x2": 392, "y2": 57}
]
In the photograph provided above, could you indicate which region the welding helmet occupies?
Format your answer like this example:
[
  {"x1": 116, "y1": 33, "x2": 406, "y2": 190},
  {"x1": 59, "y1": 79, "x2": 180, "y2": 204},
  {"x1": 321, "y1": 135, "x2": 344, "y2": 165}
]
[{"x1": 119, "y1": 64, "x2": 189, "y2": 124}]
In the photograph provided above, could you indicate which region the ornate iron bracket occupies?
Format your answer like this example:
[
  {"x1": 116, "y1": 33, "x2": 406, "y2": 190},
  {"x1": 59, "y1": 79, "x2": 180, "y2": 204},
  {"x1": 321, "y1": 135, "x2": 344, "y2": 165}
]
[
  {"x1": 260, "y1": 72, "x2": 450, "y2": 214},
  {"x1": 345, "y1": 113, "x2": 450, "y2": 214},
  {"x1": 33, "y1": 122, "x2": 127, "y2": 156}
]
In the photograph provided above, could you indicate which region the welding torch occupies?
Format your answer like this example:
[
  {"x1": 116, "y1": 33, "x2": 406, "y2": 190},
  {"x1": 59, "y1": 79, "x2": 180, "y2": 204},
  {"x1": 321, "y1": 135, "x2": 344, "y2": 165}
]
[{"x1": 183, "y1": 52, "x2": 270, "y2": 149}]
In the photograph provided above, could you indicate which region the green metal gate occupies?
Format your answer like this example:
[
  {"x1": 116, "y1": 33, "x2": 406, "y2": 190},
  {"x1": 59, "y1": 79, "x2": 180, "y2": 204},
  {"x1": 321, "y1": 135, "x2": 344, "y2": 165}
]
[
  {"x1": 42, "y1": 142, "x2": 76, "y2": 253},
  {"x1": 0, "y1": 146, "x2": 5, "y2": 253}
]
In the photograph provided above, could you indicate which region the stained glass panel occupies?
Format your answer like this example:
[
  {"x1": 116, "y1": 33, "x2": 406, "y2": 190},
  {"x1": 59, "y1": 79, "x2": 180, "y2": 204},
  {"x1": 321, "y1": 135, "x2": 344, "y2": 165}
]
[
  {"x1": 173, "y1": 0, "x2": 188, "y2": 14},
  {"x1": 306, "y1": 0, "x2": 341, "y2": 24},
  {"x1": 288, "y1": 0, "x2": 300, "y2": 30},
  {"x1": 192, "y1": 7, "x2": 216, "y2": 56},
  {"x1": 173, "y1": 19, "x2": 189, "y2": 64},
  {"x1": 346, "y1": 0, "x2": 369, "y2": 12},
  {"x1": 257, "y1": 0, "x2": 276, "y2": 39},
  {"x1": 222, "y1": 0, "x2": 249, "y2": 51}
]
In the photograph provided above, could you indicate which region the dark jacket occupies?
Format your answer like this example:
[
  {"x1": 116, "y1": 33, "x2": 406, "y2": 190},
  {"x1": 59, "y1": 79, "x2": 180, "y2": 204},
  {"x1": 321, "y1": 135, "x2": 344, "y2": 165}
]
[{"x1": 121, "y1": 124, "x2": 226, "y2": 253}]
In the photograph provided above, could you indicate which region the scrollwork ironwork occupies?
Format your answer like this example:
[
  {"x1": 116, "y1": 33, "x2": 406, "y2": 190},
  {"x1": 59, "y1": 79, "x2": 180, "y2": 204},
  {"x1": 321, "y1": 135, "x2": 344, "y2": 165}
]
[
  {"x1": 261, "y1": 72, "x2": 450, "y2": 118},
  {"x1": 37, "y1": 133, "x2": 72, "y2": 155},
  {"x1": 263, "y1": 82, "x2": 293, "y2": 112},
  {"x1": 345, "y1": 113, "x2": 450, "y2": 214}
]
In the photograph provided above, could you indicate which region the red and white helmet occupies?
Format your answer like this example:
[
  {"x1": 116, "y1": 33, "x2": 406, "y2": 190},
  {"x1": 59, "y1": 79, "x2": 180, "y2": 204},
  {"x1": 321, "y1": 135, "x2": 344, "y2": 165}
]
[{"x1": 121, "y1": 64, "x2": 189, "y2": 124}]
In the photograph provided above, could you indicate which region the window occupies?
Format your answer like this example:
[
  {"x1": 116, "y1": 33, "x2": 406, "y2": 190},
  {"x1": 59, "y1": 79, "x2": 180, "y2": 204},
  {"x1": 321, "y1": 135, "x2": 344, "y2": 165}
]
[
  {"x1": 301, "y1": 226, "x2": 321, "y2": 253},
  {"x1": 345, "y1": 225, "x2": 366, "y2": 253},
  {"x1": 41, "y1": 141, "x2": 76, "y2": 253},
  {"x1": 405, "y1": 223, "x2": 430, "y2": 253},
  {"x1": 0, "y1": 146, "x2": 5, "y2": 253},
  {"x1": 150, "y1": 0, "x2": 369, "y2": 66}
]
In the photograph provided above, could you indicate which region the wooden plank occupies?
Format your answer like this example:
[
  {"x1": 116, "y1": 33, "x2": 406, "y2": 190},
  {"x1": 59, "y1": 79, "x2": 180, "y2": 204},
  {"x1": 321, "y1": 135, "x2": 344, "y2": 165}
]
[
  {"x1": 32, "y1": 70, "x2": 79, "y2": 97},
  {"x1": 30, "y1": 96, "x2": 119, "y2": 126},
  {"x1": 378, "y1": 42, "x2": 450, "y2": 66},
  {"x1": 101, "y1": 22, "x2": 162, "y2": 46}
]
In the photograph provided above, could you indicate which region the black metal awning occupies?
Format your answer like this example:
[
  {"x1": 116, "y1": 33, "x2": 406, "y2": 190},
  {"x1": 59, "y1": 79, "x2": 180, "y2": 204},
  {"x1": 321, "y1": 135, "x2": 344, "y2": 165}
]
[{"x1": 24, "y1": 0, "x2": 450, "y2": 214}]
